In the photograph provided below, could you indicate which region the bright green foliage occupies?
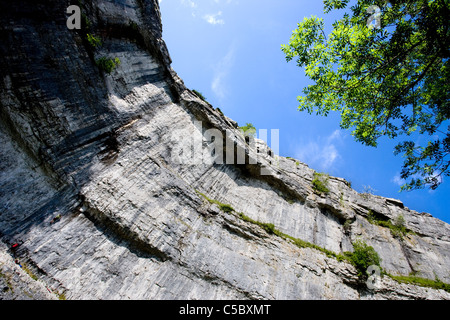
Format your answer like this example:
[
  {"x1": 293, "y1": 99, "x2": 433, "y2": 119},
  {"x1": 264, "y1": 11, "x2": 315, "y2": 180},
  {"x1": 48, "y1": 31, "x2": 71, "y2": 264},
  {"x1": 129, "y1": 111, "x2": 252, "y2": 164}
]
[
  {"x1": 238, "y1": 213, "x2": 276, "y2": 235},
  {"x1": 96, "y1": 57, "x2": 121, "y2": 73},
  {"x1": 389, "y1": 274, "x2": 450, "y2": 293},
  {"x1": 239, "y1": 123, "x2": 257, "y2": 138},
  {"x1": 196, "y1": 190, "x2": 235, "y2": 213},
  {"x1": 348, "y1": 239, "x2": 381, "y2": 279},
  {"x1": 367, "y1": 210, "x2": 409, "y2": 239},
  {"x1": 86, "y1": 33, "x2": 102, "y2": 48},
  {"x1": 282, "y1": 0, "x2": 450, "y2": 190},
  {"x1": 262, "y1": 223, "x2": 276, "y2": 234},
  {"x1": 219, "y1": 203, "x2": 234, "y2": 213},
  {"x1": 312, "y1": 172, "x2": 330, "y2": 193}
]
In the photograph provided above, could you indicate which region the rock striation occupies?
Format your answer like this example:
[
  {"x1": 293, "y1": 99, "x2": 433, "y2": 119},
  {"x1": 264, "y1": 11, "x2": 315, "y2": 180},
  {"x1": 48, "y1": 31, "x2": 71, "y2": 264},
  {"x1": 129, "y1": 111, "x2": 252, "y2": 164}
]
[{"x1": 0, "y1": 0, "x2": 449, "y2": 300}]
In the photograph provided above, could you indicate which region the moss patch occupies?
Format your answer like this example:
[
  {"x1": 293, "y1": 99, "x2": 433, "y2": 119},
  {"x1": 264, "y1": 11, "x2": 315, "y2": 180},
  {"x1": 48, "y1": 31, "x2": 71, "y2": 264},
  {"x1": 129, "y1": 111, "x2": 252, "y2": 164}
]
[
  {"x1": 196, "y1": 190, "x2": 235, "y2": 213},
  {"x1": 389, "y1": 274, "x2": 450, "y2": 293}
]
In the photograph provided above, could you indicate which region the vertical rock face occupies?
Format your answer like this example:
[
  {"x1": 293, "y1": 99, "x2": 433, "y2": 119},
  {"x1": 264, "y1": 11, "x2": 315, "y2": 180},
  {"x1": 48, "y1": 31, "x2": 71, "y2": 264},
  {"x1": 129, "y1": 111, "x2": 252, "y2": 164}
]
[{"x1": 0, "y1": 0, "x2": 449, "y2": 300}]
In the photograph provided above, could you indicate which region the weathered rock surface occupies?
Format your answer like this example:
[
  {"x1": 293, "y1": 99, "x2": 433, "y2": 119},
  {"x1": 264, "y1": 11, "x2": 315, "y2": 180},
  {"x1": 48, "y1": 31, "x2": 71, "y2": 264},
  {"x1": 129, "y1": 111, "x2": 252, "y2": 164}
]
[{"x1": 0, "y1": 0, "x2": 449, "y2": 300}]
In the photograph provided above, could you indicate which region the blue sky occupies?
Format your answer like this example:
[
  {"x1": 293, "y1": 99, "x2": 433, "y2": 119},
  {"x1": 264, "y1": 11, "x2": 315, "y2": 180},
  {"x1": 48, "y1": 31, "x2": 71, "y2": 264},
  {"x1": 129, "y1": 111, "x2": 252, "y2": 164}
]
[{"x1": 158, "y1": 0, "x2": 450, "y2": 224}]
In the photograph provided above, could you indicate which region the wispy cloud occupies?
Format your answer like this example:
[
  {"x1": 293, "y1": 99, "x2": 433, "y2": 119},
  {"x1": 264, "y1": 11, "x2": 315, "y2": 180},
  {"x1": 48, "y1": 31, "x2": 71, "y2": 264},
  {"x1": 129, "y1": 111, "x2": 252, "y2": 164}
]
[
  {"x1": 211, "y1": 45, "x2": 235, "y2": 99},
  {"x1": 392, "y1": 173, "x2": 404, "y2": 187},
  {"x1": 181, "y1": 0, "x2": 197, "y2": 8},
  {"x1": 213, "y1": 0, "x2": 235, "y2": 4},
  {"x1": 203, "y1": 11, "x2": 225, "y2": 25},
  {"x1": 294, "y1": 130, "x2": 344, "y2": 172},
  {"x1": 392, "y1": 171, "x2": 443, "y2": 193}
]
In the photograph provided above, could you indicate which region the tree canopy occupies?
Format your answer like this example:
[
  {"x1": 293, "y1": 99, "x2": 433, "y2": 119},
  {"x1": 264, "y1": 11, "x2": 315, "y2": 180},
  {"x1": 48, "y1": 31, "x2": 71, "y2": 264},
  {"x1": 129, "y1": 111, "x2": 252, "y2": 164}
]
[{"x1": 282, "y1": 0, "x2": 449, "y2": 190}]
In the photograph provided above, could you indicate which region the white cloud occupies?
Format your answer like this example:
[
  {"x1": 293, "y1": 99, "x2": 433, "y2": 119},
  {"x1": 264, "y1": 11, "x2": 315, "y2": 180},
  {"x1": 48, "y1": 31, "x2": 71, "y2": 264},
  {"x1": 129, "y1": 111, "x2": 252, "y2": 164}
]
[
  {"x1": 211, "y1": 45, "x2": 235, "y2": 99},
  {"x1": 181, "y1": 0, "x2": 197, "y2": 8},
  {"x1": 392, "y1": 171, "x2": 443, "y2": 192},
  {"x1": 203, "y1": 11, "x2": 225, "y2": 25},
  {"x1": 213, "y1": 0, "x2": 234, "y2": 4},
  {"x1": 294, "y1": 130, "x2": 343, "y2": 172},
  {"x1": 392, "y1": 173, "x2": 404, "y2": 186}
]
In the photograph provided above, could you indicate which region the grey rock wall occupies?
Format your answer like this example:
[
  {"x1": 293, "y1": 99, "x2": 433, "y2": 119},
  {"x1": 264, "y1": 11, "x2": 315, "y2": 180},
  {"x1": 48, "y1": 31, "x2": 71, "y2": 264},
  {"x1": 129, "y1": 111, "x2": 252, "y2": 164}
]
[{"x1": 0, "y1": 0, "x2": 449, "y2": 300}]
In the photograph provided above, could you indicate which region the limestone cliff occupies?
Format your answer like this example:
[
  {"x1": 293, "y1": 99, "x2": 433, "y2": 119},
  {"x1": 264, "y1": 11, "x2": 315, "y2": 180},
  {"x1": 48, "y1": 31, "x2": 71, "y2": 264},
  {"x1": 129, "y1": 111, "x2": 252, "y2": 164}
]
[{"x1": 1, "y1": 0, "x2": 449, "y2": 300}]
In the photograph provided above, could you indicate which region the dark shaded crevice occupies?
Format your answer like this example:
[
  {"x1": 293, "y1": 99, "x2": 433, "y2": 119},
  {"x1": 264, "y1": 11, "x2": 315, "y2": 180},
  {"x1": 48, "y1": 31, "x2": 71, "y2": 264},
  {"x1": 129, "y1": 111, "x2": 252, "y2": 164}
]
[
  {"x1": 221, "y1": 217, "x2": 263, "y2": 242},
  {"x1": 222, "y1": 223, "x2": 255, "y2": 241},
  {"x1": 79, "y1": 198, "x2": 170, "y2": 262},
  {"x1": 398, "y1": 241, "x2": 418, "y2": 275}
]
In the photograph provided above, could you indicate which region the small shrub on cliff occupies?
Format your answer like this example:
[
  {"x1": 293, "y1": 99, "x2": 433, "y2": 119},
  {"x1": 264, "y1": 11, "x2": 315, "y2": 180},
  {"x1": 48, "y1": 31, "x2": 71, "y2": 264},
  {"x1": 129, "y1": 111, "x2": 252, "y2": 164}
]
[
  {"x1": 239, "y1": 123, "x2": 256, "y2": 138},
  {"x1": 312, "y1": 172, "x2": 329, "y2": 194},
  {"x1": 367, "y1": 211, "x2": 408, "y2": 239},
  {"x1": 348, "y1": 239, "x2": 381, "y2": 279},
  {"x1": 86, "y1": 33, "x2": 102, "y2": 48},
  {"x1": 218, "y1": 203, "x2": 234, "y2": 213},
  {"x1": 192, "y1": 89, "x2": 207, "y2": 102},
  {"x1": 96, "y1": 57, "x2": 121, "y2": 73},
  {"x1": 393, "y1": 215, "x2": 407, "y2": 235}
]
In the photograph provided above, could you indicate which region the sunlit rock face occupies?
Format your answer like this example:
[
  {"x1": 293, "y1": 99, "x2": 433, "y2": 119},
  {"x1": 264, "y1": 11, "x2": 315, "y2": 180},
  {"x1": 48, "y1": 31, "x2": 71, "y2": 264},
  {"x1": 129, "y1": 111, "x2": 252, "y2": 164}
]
[{"x1": 1, "y1": 0, "x2": 449, "y2": 300}]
